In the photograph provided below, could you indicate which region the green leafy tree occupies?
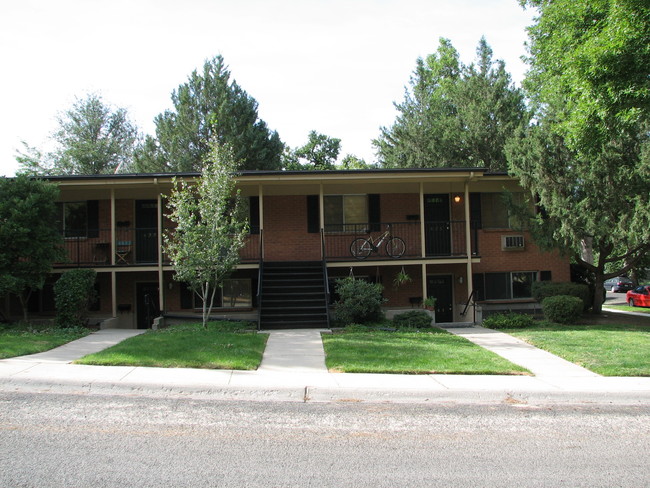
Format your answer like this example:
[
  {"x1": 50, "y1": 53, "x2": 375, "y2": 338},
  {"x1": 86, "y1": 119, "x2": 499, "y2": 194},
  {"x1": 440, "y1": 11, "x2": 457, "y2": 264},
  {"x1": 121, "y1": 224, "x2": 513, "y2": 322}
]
[
  {"x1": 283, "y1": 131, "x2": 341, "y2": 170},
  {"x1": 136, "y1": 56, "x2": 283, "y2": 172},
  {"x1": 375, "y1": 37, "x2": 527, "y2": 170},
  {"x1": 164, "y1": 141, "x2": 248, "y2": 328},
  {"x1": 0, "y1": 176, "x2": 64, "y2": 321},
  {"x1": 17, "y1": 94, "x2": 140, "y2": 175},
  {"x1": 507, "y1": 0, "x2": 650, "y2": 313},
  {"x1": 340, "y1": 154, "x2": 375, "y2": 170}
]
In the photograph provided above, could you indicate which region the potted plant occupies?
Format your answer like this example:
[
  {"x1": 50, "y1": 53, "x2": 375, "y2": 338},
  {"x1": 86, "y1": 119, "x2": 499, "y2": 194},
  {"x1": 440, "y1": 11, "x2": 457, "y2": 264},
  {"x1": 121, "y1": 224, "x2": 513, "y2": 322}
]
[{"x1": 423, "y1": 296, "x2": 437, "y2": 311}]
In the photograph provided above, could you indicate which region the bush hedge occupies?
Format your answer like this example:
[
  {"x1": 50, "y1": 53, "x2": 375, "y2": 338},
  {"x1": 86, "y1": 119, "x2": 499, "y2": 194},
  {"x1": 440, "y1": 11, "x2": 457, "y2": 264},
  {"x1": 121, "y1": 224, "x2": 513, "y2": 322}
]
[
  {"x1": 482, "y1": 312, "x2": 534, "y2": 329},
  {"x1": 532, "y1": 281, "x2": 591, "y2": 311},
  {"x1": 541, "y1": 295, "x2": 583, "y2": 324},
  {"x1": 393, "y1": 310, "x2": 433, "y2": 329},
  {"x1": 334, "y1": 277, "x2": 385, "y2": 326},
  {"x1": 54, "y1": 269, "x2": 97, "y2": 328}
]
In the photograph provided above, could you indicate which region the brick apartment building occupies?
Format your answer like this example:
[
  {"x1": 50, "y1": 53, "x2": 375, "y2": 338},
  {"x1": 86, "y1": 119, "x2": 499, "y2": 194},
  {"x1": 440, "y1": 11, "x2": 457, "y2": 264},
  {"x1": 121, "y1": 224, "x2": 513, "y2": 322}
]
[{"x1": 11, "y1": 168, "x2": 570, "y2": 329}]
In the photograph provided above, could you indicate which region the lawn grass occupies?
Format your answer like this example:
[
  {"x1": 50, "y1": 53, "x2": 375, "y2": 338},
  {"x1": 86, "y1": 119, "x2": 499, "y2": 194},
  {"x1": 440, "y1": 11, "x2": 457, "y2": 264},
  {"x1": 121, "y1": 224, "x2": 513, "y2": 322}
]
[
  {"x1": 322, "y1": 328, "x2": 529, "y2": 375},
  {"x1": 0, "y1": 322, "x2": 90, "y2": 359},
  {"x1": 75, "y1": 321, "x2": 267, "y2": 370},
  {"x1": 604, "y1": 304, "x2": 650, "y2": 314},
  {"x1": 503, "y1": 321, "x2": 650, "y2": 376}
]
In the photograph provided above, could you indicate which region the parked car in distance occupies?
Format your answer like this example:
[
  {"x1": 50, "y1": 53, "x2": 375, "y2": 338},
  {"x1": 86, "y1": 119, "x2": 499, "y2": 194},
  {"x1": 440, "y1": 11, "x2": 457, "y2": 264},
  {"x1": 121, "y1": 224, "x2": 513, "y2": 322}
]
[
  {"x1": 604, "y1": 276, "x2": 634, "y2": 293},
  {"x1": 626, "y1": 285, "x2": 650, "y2": 307}
]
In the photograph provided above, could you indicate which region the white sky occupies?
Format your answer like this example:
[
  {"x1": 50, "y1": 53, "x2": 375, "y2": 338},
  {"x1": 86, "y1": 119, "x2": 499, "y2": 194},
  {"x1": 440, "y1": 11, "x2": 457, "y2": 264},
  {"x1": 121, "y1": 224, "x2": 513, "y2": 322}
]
[{"x1": 0, "y1": 0, "x2": 536, "y2": 176}]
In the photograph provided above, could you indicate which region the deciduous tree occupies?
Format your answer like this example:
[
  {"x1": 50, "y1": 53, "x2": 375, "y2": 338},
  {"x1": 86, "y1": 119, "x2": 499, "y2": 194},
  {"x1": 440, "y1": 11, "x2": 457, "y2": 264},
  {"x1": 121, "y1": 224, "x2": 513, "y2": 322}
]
[
  {"x1": 283, "y1": 131, "x2": 341, "y2": 170},
  {"x1": 508, "y1": 0, "x2": 650, "y2": 313},
  {"x1": 17, "y1": 94, "x2": 140, "y2": 175},
  {"x1": 164, "y1": 141, "x2": 248, "y2": 328}
]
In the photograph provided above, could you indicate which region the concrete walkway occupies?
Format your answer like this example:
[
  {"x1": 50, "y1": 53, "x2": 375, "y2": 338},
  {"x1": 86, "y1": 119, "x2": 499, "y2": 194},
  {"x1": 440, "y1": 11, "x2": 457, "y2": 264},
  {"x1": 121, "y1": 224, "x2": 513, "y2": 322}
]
[
  {"x1": 442, "y1": 325, "x2": 598, "y2": 378},
  {"x1": 8, "y1": 329, "x2": 147, "y2": 363},
  {"x1": 1, "y1": 326, "x2": 650, "y2": 405}
]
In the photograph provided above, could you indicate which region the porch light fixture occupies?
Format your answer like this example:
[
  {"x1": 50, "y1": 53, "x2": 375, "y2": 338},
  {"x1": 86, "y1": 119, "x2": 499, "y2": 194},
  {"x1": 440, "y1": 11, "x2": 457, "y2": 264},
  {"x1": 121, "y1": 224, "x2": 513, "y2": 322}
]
[{"x1": 453, "y1": 194, "x2": 462, "y2": 204}]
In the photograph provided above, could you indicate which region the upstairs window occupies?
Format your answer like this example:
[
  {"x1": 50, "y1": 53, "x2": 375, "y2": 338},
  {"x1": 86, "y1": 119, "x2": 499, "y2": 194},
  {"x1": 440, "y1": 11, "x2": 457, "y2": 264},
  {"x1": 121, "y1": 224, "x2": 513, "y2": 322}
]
[
  {"x1": 58, "y1": 201, "x2": 88, "y2": 238},
  {"x1": 480, "y1": 193, "x2": 525, "y2": 229},
  {"x1": 324, "y1": 195, "x2": 368, "y2": 232}
]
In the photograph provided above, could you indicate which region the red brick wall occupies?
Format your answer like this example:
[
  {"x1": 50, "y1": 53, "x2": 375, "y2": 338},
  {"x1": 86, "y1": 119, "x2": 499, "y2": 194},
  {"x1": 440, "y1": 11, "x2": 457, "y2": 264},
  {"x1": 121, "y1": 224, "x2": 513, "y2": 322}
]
[
  {"x1": 473, "y1": 230, "x2": 570, "y2": 281},
  {"x1": 263, "y1": 195, "x2": 321, "y2": 261}
]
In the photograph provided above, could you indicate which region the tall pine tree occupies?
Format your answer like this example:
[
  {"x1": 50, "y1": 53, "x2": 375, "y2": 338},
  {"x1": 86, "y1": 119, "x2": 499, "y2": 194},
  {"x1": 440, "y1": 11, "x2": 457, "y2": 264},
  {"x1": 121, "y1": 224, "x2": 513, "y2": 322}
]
[
  {"x1": 374, "y1": 38, "x2": 526, "y2": 171},
  {"x1": 136, "y1": 56, "x2": 283, "y2": 172}
]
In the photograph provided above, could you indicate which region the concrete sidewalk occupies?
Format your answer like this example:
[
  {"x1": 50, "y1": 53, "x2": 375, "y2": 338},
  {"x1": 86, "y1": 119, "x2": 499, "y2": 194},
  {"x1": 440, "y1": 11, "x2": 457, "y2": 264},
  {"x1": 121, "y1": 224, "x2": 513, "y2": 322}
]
[{"x1": 1, "y1": 326, "x2": 649, "y2": 405}]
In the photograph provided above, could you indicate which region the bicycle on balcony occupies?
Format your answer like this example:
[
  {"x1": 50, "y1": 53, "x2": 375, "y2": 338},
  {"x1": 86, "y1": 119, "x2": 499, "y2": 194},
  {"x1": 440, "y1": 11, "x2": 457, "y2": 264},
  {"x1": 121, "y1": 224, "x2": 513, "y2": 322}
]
[{"x1": 350, "y1": 224, "x2": 406, "y2": 259}]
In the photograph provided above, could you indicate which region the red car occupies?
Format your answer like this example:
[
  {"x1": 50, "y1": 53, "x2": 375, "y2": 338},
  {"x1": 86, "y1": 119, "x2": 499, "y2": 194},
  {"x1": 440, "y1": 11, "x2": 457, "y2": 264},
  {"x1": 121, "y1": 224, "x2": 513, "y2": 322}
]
[{"x1": 626, "y1": 286, "x2": 650, "y2": 307}]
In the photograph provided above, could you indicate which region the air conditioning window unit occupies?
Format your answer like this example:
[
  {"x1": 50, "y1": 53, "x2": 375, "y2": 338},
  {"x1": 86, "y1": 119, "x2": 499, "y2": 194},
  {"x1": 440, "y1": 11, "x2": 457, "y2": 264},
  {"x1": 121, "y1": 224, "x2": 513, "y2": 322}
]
[{"x1": 502, "y1": 235, "x2": 525, "y2": 250}]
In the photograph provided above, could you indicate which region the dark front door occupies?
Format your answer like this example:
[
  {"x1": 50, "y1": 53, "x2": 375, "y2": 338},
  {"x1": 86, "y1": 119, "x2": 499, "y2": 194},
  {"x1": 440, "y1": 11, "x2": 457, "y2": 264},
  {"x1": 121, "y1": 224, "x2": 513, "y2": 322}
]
[
  {"x1": 135, "y1": 200, "x2": 158, "y2": 263},
  {"x1": 136, "y1": 282, "x2": 159, "y2": 329},
  {"x1": 427, "y1": 275, "x2": 453, "y2": 323},
  {"x1": 424, "y1": 194, "x2": 451, "y2": 256}
]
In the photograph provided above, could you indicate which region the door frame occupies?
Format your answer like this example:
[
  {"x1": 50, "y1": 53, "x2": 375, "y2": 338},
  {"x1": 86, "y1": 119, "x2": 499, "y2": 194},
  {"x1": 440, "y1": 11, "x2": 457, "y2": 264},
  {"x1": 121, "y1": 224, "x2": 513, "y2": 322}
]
[
  {"x1": 423, "y1": 194, "x2": 452, "y2": 256},
  {"x1": 135, "y1": 281, "x2": 160, "y2": 329},
  {"x1": 426, "y1": 273, "x2": 454, "y2": 323},
  {"x1": 135, "y1": 199, "x2": 159, "y2": 264}
]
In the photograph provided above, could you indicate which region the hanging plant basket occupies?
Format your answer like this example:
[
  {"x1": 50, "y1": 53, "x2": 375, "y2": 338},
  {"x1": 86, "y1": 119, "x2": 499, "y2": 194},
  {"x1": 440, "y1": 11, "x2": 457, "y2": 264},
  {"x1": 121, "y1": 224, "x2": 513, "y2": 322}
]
[{"x1": 393, "y1": 266, "x2": 412, "y2": 288}]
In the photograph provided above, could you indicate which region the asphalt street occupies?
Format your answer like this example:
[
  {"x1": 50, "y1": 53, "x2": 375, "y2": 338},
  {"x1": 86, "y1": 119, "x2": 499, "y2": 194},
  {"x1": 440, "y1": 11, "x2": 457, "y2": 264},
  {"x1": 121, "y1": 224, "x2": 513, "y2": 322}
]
[{"x1": 1, "y1": 390, "x2": 649, "y2": 487}]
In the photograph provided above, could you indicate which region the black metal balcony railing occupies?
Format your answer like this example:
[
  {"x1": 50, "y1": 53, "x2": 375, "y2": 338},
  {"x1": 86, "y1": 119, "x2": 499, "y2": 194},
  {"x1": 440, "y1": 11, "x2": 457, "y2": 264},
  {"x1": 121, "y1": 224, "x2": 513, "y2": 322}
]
[
  {"x1": 55, "y1": 222, "x2": 477, "y2": 267},
  {"x1": 323, "y1": 221, "x2": 478, "y2": 261},
  {"x1": 55, "y1": 228, "x2": 260, "y2": 267}
]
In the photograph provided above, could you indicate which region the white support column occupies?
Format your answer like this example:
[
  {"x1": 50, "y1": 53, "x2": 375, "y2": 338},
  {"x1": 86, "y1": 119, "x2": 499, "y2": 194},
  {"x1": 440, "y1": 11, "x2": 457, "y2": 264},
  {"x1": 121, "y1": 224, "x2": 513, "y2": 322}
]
[
  {"x1": 464, "y1": 180, "x2": 473, "y2": 298},
  {"x1": 157, "y1": 192, "x2": 164, "y2": 313},
  {"x1": 421, "y1": 263, "x2": 428, "y2": 303},
  {"x1": 258, "y1": 184, "x2": 264, "y2": 259},
  {"x1": 111, "y1": 270, "x2": 117, "y2": 318},
  {"x1": 319, "y1": 183, "x2": 325, "y2": 230},
  {"x1": 110, "y1": 189, "x2": 116, "y2": 266},
  {"x1": 419, "y1": 182, "x2": 426, "y2": 258}
]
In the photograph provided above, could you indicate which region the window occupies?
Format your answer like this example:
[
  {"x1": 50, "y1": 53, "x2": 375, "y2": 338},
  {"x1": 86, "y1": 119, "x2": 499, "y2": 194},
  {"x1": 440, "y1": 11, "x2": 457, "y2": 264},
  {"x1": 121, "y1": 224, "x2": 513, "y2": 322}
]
[
  {"x1": 58, "y1": 202, "x2": 88, "y2": 237},
  {"x1": 473, "y1": 271, "x2": 537, "y2": 300},
  {"x1": 57, "y1": 200, "x2": 99, "y2": 238},
  {"x1": 324, "y1": 195, "x2": 368, "y2": 232},
  {"x1": 180, "y1": 279, "x2": 252, "y2": 309},
  {"x1": 480, "y1": 193, "x2": 525, "y2": 229}
]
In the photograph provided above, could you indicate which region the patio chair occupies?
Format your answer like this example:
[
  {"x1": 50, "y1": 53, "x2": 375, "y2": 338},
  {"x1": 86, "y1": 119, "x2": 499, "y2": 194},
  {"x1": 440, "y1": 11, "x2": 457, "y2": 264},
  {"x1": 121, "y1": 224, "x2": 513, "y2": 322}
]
[{"x1": 115, "y1": 241, "x2": 132, "y2": 264}]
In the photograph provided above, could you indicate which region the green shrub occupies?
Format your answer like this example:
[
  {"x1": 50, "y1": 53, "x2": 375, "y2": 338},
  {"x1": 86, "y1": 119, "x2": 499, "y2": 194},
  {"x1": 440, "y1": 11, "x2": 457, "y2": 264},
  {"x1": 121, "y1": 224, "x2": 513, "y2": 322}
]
[
  {"x1": 541, "y1": 295, "x2": 583, "y2": 324},
  {"x1": 334, "y1": 277, "x2": 385, "y2": 326},
  {"x1": 532, "y1": 281, "x2": 590, "y2": 311},
  {"x1": 393, "y1": 310, "x2": 433, "y2": 329},
  {"x1": 482, "y1": 312, "x2": 534, "y2": 329},
  {"x1": 54, "y1": 269, "x2": 97, "y2": 328}
]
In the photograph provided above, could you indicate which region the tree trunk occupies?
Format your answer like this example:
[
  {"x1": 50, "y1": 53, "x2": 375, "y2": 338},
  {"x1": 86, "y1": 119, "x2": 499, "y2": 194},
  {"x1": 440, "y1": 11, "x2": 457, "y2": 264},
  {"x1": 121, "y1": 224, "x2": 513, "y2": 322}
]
[{"x1": 592, "y1": 271, "x2": 605, "y2": 314}]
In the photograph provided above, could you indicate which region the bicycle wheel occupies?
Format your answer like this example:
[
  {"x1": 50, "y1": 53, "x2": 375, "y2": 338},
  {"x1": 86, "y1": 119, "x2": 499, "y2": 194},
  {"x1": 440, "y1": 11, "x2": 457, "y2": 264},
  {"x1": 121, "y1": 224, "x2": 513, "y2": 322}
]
[
  {"x1": 386, "y1": 237, "x2": 405, "y2": 258},
  {"x1": 350, "y1": 238, "x2": 372, "y2": 259}
]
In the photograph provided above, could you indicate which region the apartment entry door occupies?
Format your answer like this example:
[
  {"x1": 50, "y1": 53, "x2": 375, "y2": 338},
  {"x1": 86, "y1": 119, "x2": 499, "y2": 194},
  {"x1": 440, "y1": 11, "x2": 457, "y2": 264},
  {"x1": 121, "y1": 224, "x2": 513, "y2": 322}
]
[
  {"x1": 426, "y1": 275, "x2": 453, "y2": 323},
  {"x1": 136, "y1": 282, "x2": 159, "y2": 329},
  {"x1": 135, "y1": 200, "x2": 158, "y2": 263},
  {"x1": 424, "y1": 194, "x2": 451, "y2": 256}
]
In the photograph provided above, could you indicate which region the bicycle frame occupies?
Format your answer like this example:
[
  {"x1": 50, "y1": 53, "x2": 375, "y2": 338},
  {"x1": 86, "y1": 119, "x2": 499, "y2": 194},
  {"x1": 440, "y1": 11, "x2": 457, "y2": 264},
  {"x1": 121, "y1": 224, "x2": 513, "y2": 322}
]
[{"x1": 365, "y1": 228, "x2": 391, "y2": 251}]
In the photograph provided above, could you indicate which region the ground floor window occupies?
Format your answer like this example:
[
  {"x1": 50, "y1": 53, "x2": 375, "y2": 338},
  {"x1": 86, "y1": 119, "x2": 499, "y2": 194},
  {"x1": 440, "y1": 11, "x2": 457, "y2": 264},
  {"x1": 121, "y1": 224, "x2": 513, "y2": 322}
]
[
  {"x1": 473, "y1": 271, "x2": 537, "y2": 300},
  {"x1": 180, "y1": 279, "x2": 252, "y2": 309}
]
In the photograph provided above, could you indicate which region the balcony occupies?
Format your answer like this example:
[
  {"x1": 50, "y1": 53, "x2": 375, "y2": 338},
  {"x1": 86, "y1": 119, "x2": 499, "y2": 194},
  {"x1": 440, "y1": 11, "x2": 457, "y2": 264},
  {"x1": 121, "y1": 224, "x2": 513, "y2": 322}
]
[
  {"x1": 323, "y1": 221, "x2": 479, "y2": 261},
  {"x1": 55, "y1": 228, "x2": 261, "y2": 267}
]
